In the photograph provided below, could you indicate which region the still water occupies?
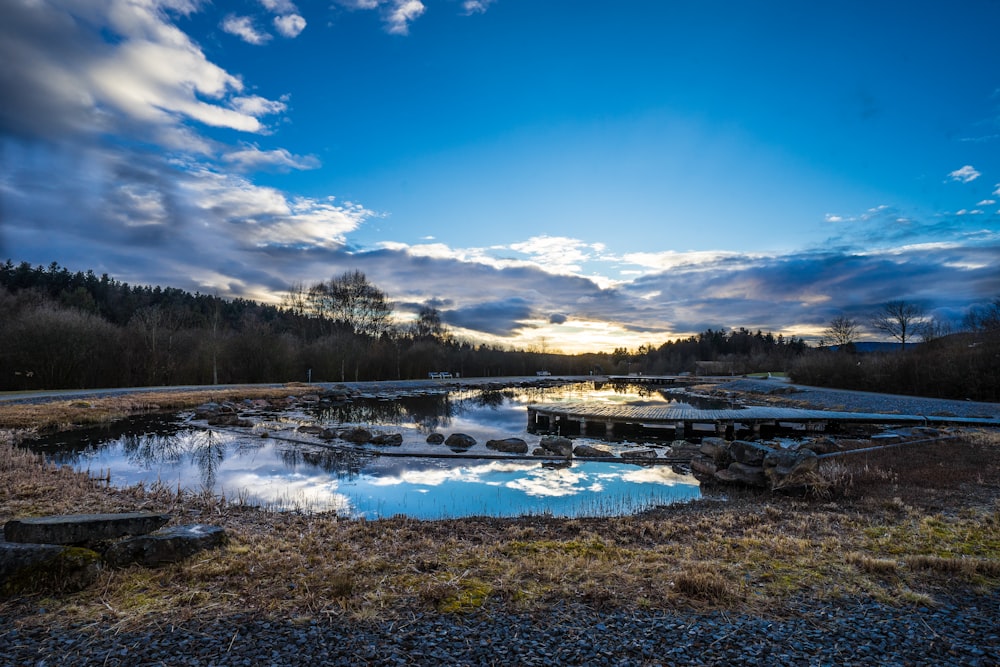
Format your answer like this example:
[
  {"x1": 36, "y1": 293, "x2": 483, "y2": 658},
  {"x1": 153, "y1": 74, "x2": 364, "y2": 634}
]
[{"x1": 28, "y1": 382, "x2": 704, "y2": 519}]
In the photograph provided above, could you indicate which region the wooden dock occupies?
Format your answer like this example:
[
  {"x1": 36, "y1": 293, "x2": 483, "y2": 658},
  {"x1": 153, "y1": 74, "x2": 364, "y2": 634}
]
[
  {"x1": 605, "y1": 375, "x2": 678, "y2": 385},
  {"x1": 526, "y1": 402, "x2": 1000, "y2": 439}
]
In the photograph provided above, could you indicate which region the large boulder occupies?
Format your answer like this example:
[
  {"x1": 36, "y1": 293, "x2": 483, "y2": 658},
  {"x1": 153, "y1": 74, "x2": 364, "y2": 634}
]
[
  {"x1": 538, "y1": 436, "x2": 573, "y2": 457},
  {"x1": 699, "y1": 437, "x2": 729, "y2": 463},
  {"x1": 485, "y1": 438, "x2": 529, "y2": 454},
  {"x1": 690, "y1": 455, "x2": 718, "y2": 479},
  {"x1": 426, "y1": 433, "x2": 445, "y2": 444},
  {"x1": 341, "y1": 428, "x2": 373, "y2": 444},
  {"x1": 445, "y1": 433, "x2": 476, "y2": 449},
  {"x1": 5, "y1": 512, "x2": 170, "y2": 545},
  {"x1": 716, "y1": 462, "x2": 767, "y2": 487},
  {"x1": 371, "y1": 433, "x2": 404, "y2": 446},
  {"x1": 729, "y1": 440, "x2": 769, "y2": 466},
  {"x1": 103, "y1": 525, "x2": 228, "y2": 568}
]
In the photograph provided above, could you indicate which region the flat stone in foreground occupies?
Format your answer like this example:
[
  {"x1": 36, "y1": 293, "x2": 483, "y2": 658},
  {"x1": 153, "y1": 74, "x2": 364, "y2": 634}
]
[
  {"x1": 4, "y1": 512, "x2": 171, "y2": 545},
  {"x1": 104, "y1": 524, "x2": 228, "y2": 568},
  {"x1": 0, "y1": 542, "x2": 102, "y2": 595}
]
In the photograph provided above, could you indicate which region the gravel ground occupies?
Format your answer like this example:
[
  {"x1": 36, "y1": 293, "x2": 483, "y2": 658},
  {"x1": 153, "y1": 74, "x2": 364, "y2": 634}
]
[
  {"x1": 3, "y1": 594, "x2": 998, "y2": 666},
  {"x1": 715, "y1": 378, "x2": 1000, "y2": 420}
]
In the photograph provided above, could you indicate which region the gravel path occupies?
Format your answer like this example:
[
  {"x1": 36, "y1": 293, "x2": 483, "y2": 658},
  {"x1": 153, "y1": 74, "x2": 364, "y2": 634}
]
[
  {"x1": 716, "y1": 378, "x2": 1000, "y2": 420},
  {"x1": 3, "y1": 594, "x2": 998, "y2": 666}
]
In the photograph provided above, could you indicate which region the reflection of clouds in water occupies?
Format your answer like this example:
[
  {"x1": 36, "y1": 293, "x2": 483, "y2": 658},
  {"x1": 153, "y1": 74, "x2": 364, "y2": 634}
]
[
  {"x1": 621, "y1": 466, "x2": 690, "y2": 485},
  {"x1": 505, "y1": 467, "x2": 592, "y2": 498},
  {"x1": 221, "y1": 471, "x2": 353, "y2": 513},
  {"x1": 369, "y1": 460, "x2": 537, "y2": 487}
]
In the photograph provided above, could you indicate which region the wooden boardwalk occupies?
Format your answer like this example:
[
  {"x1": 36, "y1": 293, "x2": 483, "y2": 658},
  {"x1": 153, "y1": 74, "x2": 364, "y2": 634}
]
[{"x1": 527, "y1": 401, "x2": 1000, "y2": 438}]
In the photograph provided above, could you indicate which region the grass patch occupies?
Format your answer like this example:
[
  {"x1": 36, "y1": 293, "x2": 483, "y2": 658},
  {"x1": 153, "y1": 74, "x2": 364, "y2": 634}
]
[{"x1": 2, "y1": 389, "x2": 999, "y2": 633}]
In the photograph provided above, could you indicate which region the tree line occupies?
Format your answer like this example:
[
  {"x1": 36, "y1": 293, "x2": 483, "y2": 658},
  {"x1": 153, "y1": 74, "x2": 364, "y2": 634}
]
[
  {"x1": 3, "y1": 260, "x2": 995, "y2": 401},
  {"x1": 795, "y1": 298, "x2": 1000, "y2": 401}
]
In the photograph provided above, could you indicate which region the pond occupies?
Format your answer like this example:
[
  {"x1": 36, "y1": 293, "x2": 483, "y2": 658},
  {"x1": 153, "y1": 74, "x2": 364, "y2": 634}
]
[{"x1": 26, "y1": 381, "x2": 705, "y2": 519}]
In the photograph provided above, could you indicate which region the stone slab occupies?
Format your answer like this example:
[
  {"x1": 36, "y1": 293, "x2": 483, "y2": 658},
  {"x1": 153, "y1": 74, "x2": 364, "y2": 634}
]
[
  {"x1": 103, "y1": 524, "x2": 227, "y2": 568},
  {"x1": 4, "y1": 512, "x2": 171, "y2": 545}
]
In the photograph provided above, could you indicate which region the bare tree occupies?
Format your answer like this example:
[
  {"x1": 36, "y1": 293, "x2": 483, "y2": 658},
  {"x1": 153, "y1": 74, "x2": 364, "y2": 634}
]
[
  {"x1": 822, "y1": 315, "x2": 860, "y2": 348},
  {"x1": 870, "y1": 300, "x2": 926, "y2": 350},
  {"x1": 963, "y1": 297, "x2": 1000, "y2": 333},
  {"x1": 326, "y1": 270, "x2": 394, "y2": 339}
]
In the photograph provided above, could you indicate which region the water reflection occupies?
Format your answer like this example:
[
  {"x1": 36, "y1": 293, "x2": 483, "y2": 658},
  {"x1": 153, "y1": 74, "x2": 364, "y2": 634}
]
[{"x1": 23, "y1": 382, "x2": 703, "y2": 517}]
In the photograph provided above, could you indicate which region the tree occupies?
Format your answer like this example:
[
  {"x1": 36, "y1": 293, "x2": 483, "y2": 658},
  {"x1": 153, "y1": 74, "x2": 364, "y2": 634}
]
[
  {"x1": 870, "y1": 300, "x2": 926, "y2": 350},
  {"x1": 411, "y1": 305, "x2": 447, "y2": 342},
  {"x1": 308, "y1": 270, "x2": 394, "y2": 339},
  {"x1": 822, "y1": 315, "x2": 860, "y2": 349}
]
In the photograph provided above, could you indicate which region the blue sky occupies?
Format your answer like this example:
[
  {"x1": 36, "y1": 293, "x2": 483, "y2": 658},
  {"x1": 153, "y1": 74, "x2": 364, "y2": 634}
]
[{"x1": 2, "y1": 0, "x2": 998, "y2": 353}]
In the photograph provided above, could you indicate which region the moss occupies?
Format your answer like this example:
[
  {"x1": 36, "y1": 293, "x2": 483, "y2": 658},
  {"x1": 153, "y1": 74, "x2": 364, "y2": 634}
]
[{"x1": 437, "y1": 578, "x2": 493, "y2": 613}]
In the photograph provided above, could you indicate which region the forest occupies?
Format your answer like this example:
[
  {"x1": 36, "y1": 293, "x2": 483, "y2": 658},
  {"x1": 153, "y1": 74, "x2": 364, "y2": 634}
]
[{"x1": 1, "y1": 260, "x2": 996, "y2": 401}]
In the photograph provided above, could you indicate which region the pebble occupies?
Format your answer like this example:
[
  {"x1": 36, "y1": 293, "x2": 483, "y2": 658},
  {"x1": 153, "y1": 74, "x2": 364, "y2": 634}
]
[{"x1": 2, "y1": 593, "x2": 998, "y2": 666}]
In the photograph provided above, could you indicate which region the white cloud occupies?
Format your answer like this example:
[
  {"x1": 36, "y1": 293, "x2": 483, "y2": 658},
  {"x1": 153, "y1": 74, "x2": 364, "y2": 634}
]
[
  {"x1": 948, "y1": 165, "x2": 980, "y2": 183},
  {"x1": 386, "y1": 0, "x2": 425, "y2": 35},
  {"x1": 221, "y1": 14, "x2": 271, "y2": 45},
  {"x1": 274, "y1": 14, "x2": 306, "y2": 37},
  {"x1": 994, "y1": 183, "x2": 1000, "y2": 197},
  {"x1": 824, "y1": 214, "x2": 844, "y2": 222},
  {"x1": 223, "y1": 146, "x2": 320, "y2": 171},
  {"x1": 977, "y1": 199, "x2": 996, "y2": 206},
  {"x1": 462, "y1": 0, "x2": 495, "y2": 14},
  {"x1": 259, "y1": 0, "x2": 298, "y2": 12},
  {"x1": 229, "y1": 95, "x2": 288, "y2": 118}
]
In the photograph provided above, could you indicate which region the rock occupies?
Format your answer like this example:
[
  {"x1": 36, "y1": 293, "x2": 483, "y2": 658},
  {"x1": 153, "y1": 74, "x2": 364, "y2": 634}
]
[
  {"x1": 763, "y1": 448, "x2": 819, "y2": 490},
  {"x1": 341, "y1": 428, "x2": 373, "y2": 444},
  {"x1": 103, "y1": 524, "x2": 227, "y2": 568},
  {"x1": 690, "y1": 455, "x2": 718, "y2": 478},
  {"x1": 801, "y1": 436, "x2": 838, "y2": 455},
  {"x1": 531, "y1": 447, "x2": 547, "y2": 456},
  {"x1": 445, "y1": 433, "x2": 476, "y2": 449},
  {"x1": 621, "y1": 449, "x2": 658, "y2": 460},
  {"x1": 4, "y1": 512, "x2": 171, "y2": 545},
  {"x1": 699, "y1": 437, "x2": 729, "y2": 462},
  {"x1": 573, "y1": 444, "x2": 611, "y2": 458},
  {"x1": 426, "y1": 433, "x2": 445, "y2": 444},
  {"x1": 717, "y1": 462, "x2": 767, "y2": 487},
  {"x1": 0, "y1": 543, "x2": 102, "y2": 595},
  {"x1": 371, "y1": 433, "x2": 404, "y2": 446},
  {"x1": 485, "y1": 438, "x2": 529, "y2": 454},
  {"x1": 207, "y1": 413, "x2": 252, "y2": 427},
  {"x1": 296, "y1": 425, "x2": 326, "y2": 435},
  {"x1": 319, "y1": 429, "x2": 339, "y2": 440},
  {"x1": 729, "y1": 440, "x2": 770, "y2": 466},
  {"x1": 539, "y1": 436, "x2": 573, "y2": 457},
  {"x1": 668, "y1": 440, "x2": 701, "y2": 457}
]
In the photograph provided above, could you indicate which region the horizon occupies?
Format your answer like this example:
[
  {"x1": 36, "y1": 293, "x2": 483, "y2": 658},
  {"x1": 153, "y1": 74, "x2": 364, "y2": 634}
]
[{"x1": 2, "y1": 1, "x2": 999, "y2": 354}]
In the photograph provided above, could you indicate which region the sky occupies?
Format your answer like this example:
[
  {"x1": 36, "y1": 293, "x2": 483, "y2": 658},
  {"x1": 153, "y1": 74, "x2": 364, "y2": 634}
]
[{"x1": 2, "y1": 0, "x2": 999, "y2": 353}]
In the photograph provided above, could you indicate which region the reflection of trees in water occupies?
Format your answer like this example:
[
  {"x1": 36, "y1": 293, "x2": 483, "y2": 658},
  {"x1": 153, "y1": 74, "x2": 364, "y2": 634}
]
[
  {"x1": 312, "y1": 394, "x2": 455, "y2": 429},
  {"x1": 118, "y1": 428, "x2": 264, "y2": 490},
  {"x1": 119, "y1": 432, "x2": 187, "y2": 468},
  {"x1": 188, "y1": 430, "x2": 229, "y2": 490},
  {"x1": 466, "y1": 389, "x2": 515, "y2": 407},
  {"x1": 277, "y1": 446, "x2": 370, "y2": 480}
]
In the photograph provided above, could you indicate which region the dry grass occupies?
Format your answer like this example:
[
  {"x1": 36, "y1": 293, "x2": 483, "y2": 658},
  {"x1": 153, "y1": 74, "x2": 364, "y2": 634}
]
[
  {"x1": 0, "y1": 386, "x2": 306, "y2": 432},
  {"x1": 2, "y1": 398, "x2": 1000, "y2": 633}
]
